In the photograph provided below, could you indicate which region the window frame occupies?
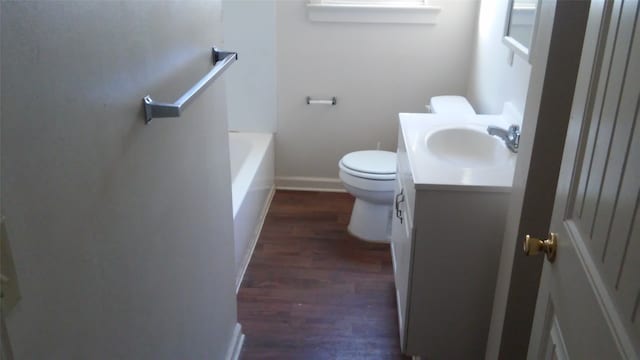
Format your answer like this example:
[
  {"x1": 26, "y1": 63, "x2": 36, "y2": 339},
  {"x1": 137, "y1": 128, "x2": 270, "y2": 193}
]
[{"x1": 306, "y1": 0, "x2": 441, "y2": 24}]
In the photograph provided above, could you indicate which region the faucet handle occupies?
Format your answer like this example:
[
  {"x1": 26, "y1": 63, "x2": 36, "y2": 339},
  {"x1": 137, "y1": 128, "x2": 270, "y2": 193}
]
[{"x1": 508, "y1": 124, "x2": 520, "y2": 149}]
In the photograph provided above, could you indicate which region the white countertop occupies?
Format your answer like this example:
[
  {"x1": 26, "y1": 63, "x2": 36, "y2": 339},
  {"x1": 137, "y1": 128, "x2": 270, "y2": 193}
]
[{"x1": 399, "y1": 113, "x2": 517, "y2": 192}]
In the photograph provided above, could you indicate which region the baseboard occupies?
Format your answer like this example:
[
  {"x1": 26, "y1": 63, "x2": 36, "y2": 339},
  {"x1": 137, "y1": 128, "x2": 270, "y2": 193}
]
[
  {"x1": 275, "y1": 176, "x2": 346, "y2": 192},
  {"x1": 235, "y1": 185, "x2": 276, "y2": 293},
  {"x1": 225, "y1": 323, "x2": 245, "y2": 360}
]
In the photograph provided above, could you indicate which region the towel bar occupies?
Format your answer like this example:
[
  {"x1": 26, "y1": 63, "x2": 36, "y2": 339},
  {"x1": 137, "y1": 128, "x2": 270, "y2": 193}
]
[{"x1": 143, "y1": 48, "x2": 237, "y2": 123}]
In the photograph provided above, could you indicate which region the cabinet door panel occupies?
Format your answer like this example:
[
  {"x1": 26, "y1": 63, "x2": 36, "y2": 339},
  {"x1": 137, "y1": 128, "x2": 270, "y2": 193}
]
[
  {"x1": 391, "y1": 178, "x2": 413, "y2": 350},
  {"x1": 396, "y1": 125, "x2": 415, "y2": 228}
]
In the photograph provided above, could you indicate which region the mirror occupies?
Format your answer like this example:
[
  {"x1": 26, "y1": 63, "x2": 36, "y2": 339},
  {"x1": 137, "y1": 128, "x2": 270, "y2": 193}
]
[{"x1": 503, "y1": 0, "x2": 538, "y2": 61}]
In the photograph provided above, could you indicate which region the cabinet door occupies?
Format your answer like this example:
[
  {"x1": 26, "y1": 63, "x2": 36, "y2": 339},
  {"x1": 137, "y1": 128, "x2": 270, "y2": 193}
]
[
  {"x1": 390, "y1": 180, "x2": 412, "y2": 348},
  {"x1": 396, "y1": 123, "x2": 414, "y2": 228}
]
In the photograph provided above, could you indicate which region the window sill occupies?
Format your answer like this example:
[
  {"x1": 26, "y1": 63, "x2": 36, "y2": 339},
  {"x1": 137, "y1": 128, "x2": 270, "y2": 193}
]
[{"x1": 306, "y1": 3, "x2": 441, "y2": 24}]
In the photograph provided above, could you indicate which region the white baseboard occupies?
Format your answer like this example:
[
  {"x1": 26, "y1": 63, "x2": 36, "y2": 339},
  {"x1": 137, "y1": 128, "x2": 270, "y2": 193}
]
[
  {"x1": 275, "y1": 176, "x2": 346, "y2": 192},
  {"x1": 235, "y1": 185, "x2": 276, "y2": 293},
  {"x1": 225, "y1": 323, "x2": 245, "y2": 360}
]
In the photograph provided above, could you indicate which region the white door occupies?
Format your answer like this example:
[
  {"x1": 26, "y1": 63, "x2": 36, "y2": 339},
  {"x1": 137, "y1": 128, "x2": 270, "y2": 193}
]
[{"x1": 528, "y1": 0, "x2": 640, "y2": 358}]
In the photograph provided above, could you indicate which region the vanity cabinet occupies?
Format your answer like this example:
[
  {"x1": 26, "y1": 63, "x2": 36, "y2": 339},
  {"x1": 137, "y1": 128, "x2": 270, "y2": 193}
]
[{"x1": 391, "y1": 116, "x2": 512, "y2": 359}]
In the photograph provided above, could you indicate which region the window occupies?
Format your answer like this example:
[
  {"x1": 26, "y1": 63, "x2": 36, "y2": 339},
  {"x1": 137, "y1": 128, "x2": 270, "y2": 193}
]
[
  {"x1": 316, "y1": 0, "x2": 427, "y2": 5},
  {"x1": 306, "y1": 0, "x2": 441, "y2": 24}
]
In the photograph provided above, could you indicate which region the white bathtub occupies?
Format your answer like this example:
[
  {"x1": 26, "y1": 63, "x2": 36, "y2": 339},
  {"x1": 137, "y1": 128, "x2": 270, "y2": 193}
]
[{"x1": 228, "y1": 132, "x2": 275, "y2": 292}]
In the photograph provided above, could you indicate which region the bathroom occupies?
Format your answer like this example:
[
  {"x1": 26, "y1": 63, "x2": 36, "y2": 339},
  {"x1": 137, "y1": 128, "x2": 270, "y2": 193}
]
[
  {"x1": 2, "y1": 0, "x2": 638, "y2": 359},
  {"x1": 226, "y1": 0, "x2": 529, "y2": 357}
]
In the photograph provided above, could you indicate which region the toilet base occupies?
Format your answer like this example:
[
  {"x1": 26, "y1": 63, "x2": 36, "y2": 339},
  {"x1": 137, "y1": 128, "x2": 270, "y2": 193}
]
[{"x1": 347, "y1": 198, "x2": 392, "y2": 243}]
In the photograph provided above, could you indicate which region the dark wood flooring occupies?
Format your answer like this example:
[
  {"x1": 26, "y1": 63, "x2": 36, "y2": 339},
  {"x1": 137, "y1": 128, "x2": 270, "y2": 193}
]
[{"x1": 237, "y1": 190, "x2": 408, "y2": 359}]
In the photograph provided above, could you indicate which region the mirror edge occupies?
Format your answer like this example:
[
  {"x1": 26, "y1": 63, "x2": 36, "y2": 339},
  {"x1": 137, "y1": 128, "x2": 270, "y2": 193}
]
[
  {"x1": 503, "y1": 0, "x2": 542, "y2": 64},
  {"x1": 503, "y1": 35, "x2": 530, "y2": 61}
]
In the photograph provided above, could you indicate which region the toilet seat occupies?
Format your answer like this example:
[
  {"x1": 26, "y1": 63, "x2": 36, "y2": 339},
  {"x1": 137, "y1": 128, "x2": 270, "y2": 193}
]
[
  {"x1": 339, "y1": 169, "x2": 395, "y2": 192},
  {"x1": 339, "y1": 150, "x2": 396, "y2": 181}
]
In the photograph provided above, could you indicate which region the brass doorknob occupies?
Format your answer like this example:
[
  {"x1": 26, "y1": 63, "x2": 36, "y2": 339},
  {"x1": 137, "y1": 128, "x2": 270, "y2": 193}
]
[{"x1": 524, "y1": 233, "x2": 557, "y2": 262}]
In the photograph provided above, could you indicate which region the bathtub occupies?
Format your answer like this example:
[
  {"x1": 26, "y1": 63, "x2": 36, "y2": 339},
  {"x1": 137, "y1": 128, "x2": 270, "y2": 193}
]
[{"x1": 229, "y1": 132, "x2": 275, "y2": 292}]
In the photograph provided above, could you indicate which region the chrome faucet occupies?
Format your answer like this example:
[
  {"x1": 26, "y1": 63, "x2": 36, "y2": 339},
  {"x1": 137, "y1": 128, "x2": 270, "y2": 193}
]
[{"x1": 487, "y1": 124, "x2": 520, "y2": 153}]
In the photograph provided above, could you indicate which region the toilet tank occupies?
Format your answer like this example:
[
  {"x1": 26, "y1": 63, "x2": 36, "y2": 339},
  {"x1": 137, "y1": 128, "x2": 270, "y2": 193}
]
[{"x1": 429, "y1": 96, "x2": 476, "y2": 116}]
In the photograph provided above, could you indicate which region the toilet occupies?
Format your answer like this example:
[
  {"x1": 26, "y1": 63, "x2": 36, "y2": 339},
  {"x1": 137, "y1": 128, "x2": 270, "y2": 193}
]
[
  {"x1": 339, "y1": 150, "x2": 397, "y2": 242},
  {"x1": 338, "y1": 95, "x2": 475, "y2": 243}
]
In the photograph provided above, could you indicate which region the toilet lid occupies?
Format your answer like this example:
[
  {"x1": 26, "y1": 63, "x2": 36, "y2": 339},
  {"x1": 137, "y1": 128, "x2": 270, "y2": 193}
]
[{"x1": 340, "y1": 150, "x2": 396, "y2": 175}]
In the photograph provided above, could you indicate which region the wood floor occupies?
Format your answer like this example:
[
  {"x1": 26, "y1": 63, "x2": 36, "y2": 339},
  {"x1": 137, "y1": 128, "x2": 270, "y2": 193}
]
[{"x1": 237, "y1": 191, "x2": 408, "y2": 359}]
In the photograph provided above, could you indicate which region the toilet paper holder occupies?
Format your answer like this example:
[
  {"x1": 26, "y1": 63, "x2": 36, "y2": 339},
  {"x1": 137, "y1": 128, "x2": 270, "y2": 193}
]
[{"x1": 306, "y1": 96, "x2": 337, "y2": 106}]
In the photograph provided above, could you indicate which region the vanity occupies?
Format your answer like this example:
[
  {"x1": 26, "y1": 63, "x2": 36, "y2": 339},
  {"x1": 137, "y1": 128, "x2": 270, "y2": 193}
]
[{"x1": 391, "y1": 113, "x2": 516, "y2": 359}]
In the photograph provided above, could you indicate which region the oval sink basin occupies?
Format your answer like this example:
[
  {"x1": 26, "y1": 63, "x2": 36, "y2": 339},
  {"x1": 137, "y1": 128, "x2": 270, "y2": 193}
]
[{"x1": 425, "y1": 125, "x2": 512, "y2": 168}]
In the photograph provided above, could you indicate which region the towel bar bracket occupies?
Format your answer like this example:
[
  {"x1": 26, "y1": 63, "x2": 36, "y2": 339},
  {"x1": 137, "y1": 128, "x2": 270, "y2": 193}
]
[{"x1": 143, "y1": 96, "x2": 181, "y2": 121}]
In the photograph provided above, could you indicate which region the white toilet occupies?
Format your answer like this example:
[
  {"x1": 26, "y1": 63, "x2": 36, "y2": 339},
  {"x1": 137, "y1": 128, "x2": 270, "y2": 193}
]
[
  {"x1": 339, "y1": 95, "x2": 476, "y2": 243},
  {"x1": 339, "y1": 150, "x2": 397, "y2": 242}
]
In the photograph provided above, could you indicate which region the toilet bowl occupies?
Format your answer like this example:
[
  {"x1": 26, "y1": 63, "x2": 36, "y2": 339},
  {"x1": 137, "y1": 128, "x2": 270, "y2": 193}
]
[{"x1": 338, "y1": 150, "x2": 396, "y2": 242}]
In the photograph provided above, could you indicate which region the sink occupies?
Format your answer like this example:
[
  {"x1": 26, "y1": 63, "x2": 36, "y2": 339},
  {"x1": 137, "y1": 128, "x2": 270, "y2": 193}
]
[
  {"x1": 425, "y1": 125, "x2": 512, "y2": 168},
  {"x1": 399, "y1": 113, "x2": 517, "y2": 189}
]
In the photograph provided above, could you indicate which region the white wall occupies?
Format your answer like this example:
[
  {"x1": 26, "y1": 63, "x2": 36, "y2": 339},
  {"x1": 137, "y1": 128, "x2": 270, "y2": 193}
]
[
  {"x1": 1, "y1": 2, "x2": 238, "y2": 358},
  {"x1": 223, "y1": 0, "x2": 277, "y2": 133},
  {"x1": 275, "y1": 0, "x2": 479, "y2": 189},
  {"x1": 467, "y1": 1, "x2": 536, "y2": 358},
  {"x1": 467, "y1": 0, "x2": 531, "y2": 115}
]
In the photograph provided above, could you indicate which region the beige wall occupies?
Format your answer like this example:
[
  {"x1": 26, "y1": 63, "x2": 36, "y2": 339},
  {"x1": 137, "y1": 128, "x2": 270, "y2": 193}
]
[
  {"x1": 223, "y1": 0, "x2": 278, "y2": 133},
  {"x1": 1, "y1": 2, "x2": 237, "y2": 358},
  {"x1": 467, "y1": 0, "x2": 532, "y2": 115},
  {"x1": 275, "y1": 0, "x2": 479, "y2": 189}
]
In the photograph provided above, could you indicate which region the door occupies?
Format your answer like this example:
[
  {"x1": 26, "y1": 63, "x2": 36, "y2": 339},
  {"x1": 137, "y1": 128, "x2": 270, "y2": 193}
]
[
  {"x1": 1, "y1": 1, "x2": 238, "y2": 358},
  {"x1": 528, "y1": 0, "x2": 640, "y2": 358}
]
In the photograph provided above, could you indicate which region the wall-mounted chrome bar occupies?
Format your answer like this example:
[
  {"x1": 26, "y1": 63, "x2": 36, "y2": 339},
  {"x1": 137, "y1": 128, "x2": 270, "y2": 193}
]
[
  {"x1": 306, "y1": 96, "x2": 337, "y2": 106},
  {"x1": 143, "y1": 48, "x2": 238, "y2": 124}
]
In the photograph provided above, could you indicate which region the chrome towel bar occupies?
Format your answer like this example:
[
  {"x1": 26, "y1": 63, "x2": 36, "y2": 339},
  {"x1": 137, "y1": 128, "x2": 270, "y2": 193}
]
[{"x1": 143, "y1": 48, "x2": 237, "y2": 123}]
